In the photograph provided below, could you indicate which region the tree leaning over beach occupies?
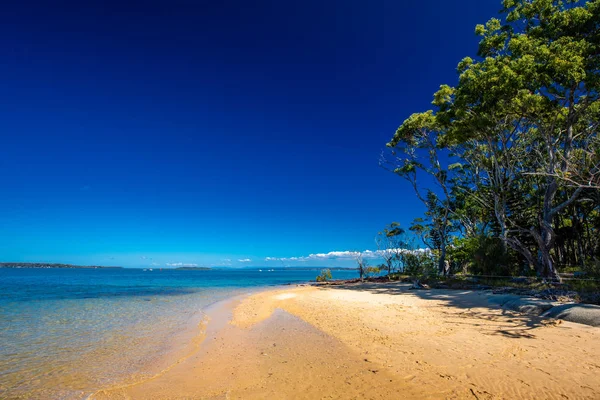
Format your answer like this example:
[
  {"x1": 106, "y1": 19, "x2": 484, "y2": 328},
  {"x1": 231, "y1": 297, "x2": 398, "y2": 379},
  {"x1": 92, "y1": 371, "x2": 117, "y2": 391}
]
[{"x1": 384, "y1": 0, "x2": 600, "y2": 278}]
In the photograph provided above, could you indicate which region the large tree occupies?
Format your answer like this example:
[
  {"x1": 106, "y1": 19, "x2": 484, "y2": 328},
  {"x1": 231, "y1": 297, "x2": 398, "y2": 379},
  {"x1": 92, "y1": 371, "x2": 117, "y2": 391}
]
[
  {"x1": 390, "y1": 0, "x2": 600, "y2": 278},
  {"x1": 383, "y1": 112, "x2": 456, "y2": 275}
]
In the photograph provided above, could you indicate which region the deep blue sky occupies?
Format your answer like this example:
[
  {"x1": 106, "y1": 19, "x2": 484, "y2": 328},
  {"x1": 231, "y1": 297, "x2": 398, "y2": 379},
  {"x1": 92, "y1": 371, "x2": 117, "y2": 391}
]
[{"x1": 0, "y1": 0, "x2": 501, "y2": 268}]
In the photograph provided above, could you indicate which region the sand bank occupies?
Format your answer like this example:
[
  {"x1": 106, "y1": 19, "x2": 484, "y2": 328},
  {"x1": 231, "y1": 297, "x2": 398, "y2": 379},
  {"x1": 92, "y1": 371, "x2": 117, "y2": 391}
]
[{"x1": 93, "y1": 283, "x2": 600, "y2": 399}]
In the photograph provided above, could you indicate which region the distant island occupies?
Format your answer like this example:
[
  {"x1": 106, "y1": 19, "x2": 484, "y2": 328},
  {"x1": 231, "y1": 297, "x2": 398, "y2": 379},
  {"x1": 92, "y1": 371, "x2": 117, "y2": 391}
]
[
  {"x1": 261, "y1": 267, "x2": 357, "y2": 271},
  {"x1": 0, "y1": 263, "x2": 122, "y2": 269},
  {"x1": 174, "y1": 266, "x2": 212, "y2": 270}
]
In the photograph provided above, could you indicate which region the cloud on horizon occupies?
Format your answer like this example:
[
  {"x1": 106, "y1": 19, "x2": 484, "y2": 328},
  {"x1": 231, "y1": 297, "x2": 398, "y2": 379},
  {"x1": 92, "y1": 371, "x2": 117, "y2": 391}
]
[
  {"x1": 238, "y1": 258, "x2": 252, "y2": 263},
  {"x1": 264, "y1": 248, "x2": 423, "y2": 263}
]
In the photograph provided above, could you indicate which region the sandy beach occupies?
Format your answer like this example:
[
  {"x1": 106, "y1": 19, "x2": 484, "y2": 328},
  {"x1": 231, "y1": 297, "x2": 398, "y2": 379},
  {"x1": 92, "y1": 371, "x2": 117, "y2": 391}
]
[{"x1": 93, "y1": 283, "x2": 600, "y2": 399}]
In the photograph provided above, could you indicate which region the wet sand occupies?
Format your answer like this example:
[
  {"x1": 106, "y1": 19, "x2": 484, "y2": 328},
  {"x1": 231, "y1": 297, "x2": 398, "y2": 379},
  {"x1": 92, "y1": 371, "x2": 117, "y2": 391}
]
[{"x1": 93, "y1": 283, "x2": 600, "y2": 399}]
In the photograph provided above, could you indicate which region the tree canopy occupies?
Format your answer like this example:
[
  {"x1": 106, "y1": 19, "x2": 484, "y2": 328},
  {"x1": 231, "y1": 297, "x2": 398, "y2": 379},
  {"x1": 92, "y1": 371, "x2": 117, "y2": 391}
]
[{"x1": 384, "y1": 0, "x2": 600, "y2": 279}]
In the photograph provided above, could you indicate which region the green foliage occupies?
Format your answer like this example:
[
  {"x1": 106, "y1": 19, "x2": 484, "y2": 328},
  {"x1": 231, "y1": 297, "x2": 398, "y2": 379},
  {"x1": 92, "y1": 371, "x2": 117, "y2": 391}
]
[
  {"x1": 401, "y1": 251, "x2": 437, "y2": 279},
  {"x1": 583, "y1": 259, "x2": 600, "y2": 279},
  {"x1": 384, "y1": 222, "x2": 405, "y2": 238},
  {"x1": 316, "y1": 269, "x2": 332, "y2": 282},
  {"x1": 387, "y1": 111, "x2": 437, "y2": 148},
  {"x1": 364, "y1": 265, "x2": 382, "y2": 278},
  {"x1": 376, "y1": 222, "x2": 408, "y2": 277},
  {"x1": 448, "y1": 236, "x2": 519, "y2": 276},
  {"x1": 384, "y1": 0, "x2": 600, "y2": 278}
]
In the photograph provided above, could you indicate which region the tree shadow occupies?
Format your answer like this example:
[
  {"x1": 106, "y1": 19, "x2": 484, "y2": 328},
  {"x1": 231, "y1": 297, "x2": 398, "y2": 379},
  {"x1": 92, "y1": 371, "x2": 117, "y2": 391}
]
[{"x1": 319, "y1": 281, "x2": 551, "y2": 339}]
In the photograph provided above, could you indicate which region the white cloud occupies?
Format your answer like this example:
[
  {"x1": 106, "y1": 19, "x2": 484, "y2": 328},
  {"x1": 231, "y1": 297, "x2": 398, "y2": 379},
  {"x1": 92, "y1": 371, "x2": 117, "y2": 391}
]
[
  {"x1": 264, "y1": 248, "x2": 424, "y2": 263},
  {"x1": 265, "y1": 256, "x2": 308, "y2": 263},
  {"x1": 238, "y1": 258, "x2": 252, "y2": 263},
  {"x1": 306, "y1": 251, "x2": 360, "y2": 260},
  {"x1": 166, "y1": 262, "x2": 198, "y2": 267}
]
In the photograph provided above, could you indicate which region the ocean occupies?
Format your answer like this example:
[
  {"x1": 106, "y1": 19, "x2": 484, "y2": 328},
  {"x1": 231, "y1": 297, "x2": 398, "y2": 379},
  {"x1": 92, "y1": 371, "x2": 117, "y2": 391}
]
[{"x1": 0, "y1": 267, "x2": 358, "y2": 399}]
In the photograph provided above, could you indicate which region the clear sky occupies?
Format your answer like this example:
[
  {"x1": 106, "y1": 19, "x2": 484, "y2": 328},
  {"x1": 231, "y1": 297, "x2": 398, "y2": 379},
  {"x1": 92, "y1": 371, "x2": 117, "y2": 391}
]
[{"x1": 0, "y1": 0, "x2": 502, "y2": 268}]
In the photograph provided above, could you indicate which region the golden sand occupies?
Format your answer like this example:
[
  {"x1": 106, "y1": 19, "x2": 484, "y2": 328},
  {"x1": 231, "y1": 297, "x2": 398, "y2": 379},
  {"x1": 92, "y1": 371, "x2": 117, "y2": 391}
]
[{"x1": 93, "y1": 283, "x2": 600, "y2": 399}]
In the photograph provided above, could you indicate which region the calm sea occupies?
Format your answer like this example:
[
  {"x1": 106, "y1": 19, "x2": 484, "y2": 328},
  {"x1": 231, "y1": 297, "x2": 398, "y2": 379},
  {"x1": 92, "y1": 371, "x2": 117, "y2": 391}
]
[{"x1": 0, "y1": 267, "x2": 357, "y2": 399}]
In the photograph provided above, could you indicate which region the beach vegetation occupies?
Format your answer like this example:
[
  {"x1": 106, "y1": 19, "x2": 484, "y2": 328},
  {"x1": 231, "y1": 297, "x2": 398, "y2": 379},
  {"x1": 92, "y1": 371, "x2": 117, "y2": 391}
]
[
  {"x1": 401, "y1": 251, "x2": 437, "y2": 280},
  {"x1": 356, "y1": 253, "x2": 369, "y2": 281},
  {"x1": 383, "y1": 0, "x2": 600, "y2": 281},
  {"x1": 316, "y1": 269, "x2": 333, "y2": 282},
  {"x1": 364, "y1": 265, "x2": 382, "y2": 278},
  {"x1": 448, "y1": 235, "x2": 517, "y2": 276},
  {"x1": 375, "y1": 222, "x2": 408, "y2": 279}
]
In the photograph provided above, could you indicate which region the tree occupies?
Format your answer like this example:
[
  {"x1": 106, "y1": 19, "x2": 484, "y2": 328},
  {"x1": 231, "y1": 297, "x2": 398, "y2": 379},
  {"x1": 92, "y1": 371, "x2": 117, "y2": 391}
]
[
  {"x1": 389, "y1": 0, "x2": 600, "y2": 278},
  {"x1": 457, "y1": 0, "x2": 598, "y2": 278},
  {"x1": 382, "y1": 113, "x2": 456, "y2": 275},
  {"x1": 375, "y1": 222, "x2": 407, "y2": 278},
  {"x1": 356, "y1": 252, "x2": 368, "y2": 281},
  {"x1": 448, "y1": 124, "x2": 540, "y2": 270}
]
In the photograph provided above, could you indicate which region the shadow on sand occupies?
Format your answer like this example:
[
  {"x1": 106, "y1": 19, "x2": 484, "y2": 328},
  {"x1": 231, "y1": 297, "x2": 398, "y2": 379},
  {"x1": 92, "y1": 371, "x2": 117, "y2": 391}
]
[{"x1": 319, "y1": 281, "x2": 552, "y2": 339}]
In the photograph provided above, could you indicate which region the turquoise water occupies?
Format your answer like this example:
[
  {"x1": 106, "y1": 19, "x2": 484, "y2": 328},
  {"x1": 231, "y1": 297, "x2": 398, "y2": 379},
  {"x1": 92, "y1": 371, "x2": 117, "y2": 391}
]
[{"x1": 0, "y1": 267, "x2": 357, "y2": 399}]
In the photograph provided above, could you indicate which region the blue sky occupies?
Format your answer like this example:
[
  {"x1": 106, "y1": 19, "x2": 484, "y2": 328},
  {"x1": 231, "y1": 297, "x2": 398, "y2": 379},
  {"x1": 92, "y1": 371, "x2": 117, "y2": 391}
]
[{"x1": 0, "y1": 0, "x2": 501, "y2": 268}]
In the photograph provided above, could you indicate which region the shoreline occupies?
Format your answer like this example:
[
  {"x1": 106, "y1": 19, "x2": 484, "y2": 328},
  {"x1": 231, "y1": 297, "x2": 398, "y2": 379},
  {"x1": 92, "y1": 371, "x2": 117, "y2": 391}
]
[
  {"x1": 89, "y1": 284, "x2": 295, "y2": 399},
  {"x1": 1, "y1": 267, "x2": 341, "y2": 400},
  {"x1": 93, "y1": 282, "x2": 600, "y2": 399}
]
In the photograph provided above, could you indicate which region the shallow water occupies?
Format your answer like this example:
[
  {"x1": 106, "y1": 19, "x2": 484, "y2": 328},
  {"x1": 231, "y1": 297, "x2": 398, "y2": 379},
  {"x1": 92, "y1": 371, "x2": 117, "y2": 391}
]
[{"x1": 0, "y1": 268, "x2": 357, "y2": 399}]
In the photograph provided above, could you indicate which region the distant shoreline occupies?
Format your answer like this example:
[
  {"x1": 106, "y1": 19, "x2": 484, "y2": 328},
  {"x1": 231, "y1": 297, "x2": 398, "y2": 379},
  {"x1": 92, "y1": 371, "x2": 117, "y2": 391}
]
[
  {"x1": 0, "y1": 263, "x2": 122, "y2": 269},
  {"x1": 0, "y1": 264, "x2": 357, "y2": 271}
]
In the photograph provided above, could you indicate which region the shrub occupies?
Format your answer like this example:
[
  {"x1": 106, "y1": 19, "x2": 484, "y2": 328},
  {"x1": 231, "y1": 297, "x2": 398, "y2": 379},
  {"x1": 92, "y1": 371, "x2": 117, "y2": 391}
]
[
  {"x1": 448, "y1": 235, "x2": 518, "y2": 276},
  {"x1": 583, "y1": 258, "x2": 600, "y2": 279},
  {"x1": 316, "y1": 269, "x2": 332, "y2": 282},
  {"x1": 401, "y1": 251, "x2": 436, "y2": 279},
  {"x1": 364, "y1": 265, "x2": 382, "y2": 278}
]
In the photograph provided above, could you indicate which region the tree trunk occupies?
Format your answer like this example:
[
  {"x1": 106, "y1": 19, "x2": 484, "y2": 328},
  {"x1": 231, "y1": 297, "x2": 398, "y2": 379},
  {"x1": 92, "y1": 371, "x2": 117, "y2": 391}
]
[
  {"x1": 530, "y1": 223, "x2": 560, "y2": 280},
  {"x1": 494, "y1": 193, "x2": 509, "y2": 254},
  {"x1": 438, "y1": 241, "x2": 447, "y2": 276},
  {"x1": 505, "y1": 237, "x2": 536, "y2": 273}
]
